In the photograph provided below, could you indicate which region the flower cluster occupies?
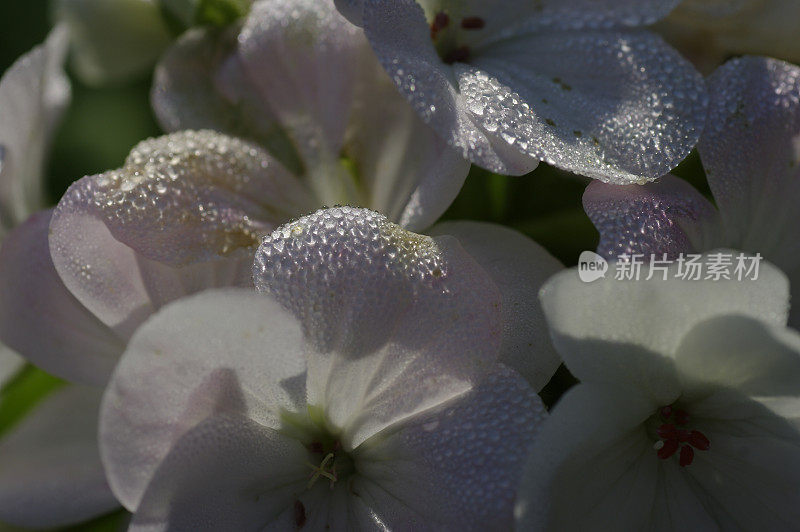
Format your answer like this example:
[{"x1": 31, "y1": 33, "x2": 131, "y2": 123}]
[{"x1": 0, "y1": 0, "x2": 798, "y2": 530}]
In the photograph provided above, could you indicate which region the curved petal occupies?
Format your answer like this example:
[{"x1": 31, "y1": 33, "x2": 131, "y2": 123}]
[
  {"x1": 54, "y1": 0, "x2": 172, "y2": 85},
  {"x1": 361, "y1": 0, "x2": 539, "y2": 175},
  {"x1": 699, "y1": 56, "x2": 800, "y2": 270},
  {"x1": 539, "y1": 254, "x2": 789, "y2": 398},
  {"x1": 151, "y1": 28, "x2": 302, "y2": 175},
  {"x1": 357, "y1": 365, "x2": 545, "y2": 530},
  {"x1": 516, "y1": 383, "x2": 660, "y2": 530},
  {"x1": 50, "y1": 130, "x2": 313, "y2": 335},
  {"x1": 428, "y1": 221, "x2": 562, "y2": 390},
  {"x1": 464, "y1": 30, "x2": 707, "y2": 183},
  {"x1": 128, "y1": 415, "x2": 308, "y2": 532},
  {"x1": 238, "y1": 0, "x2": 366, "y2": 169},
  {"x1": 0, "y1": 347, "x2": 23, "y2": 389},
  {"x1": 100, "y1": 289, "x2": 307, "y2": 511},
  {"x1": 583, "y1": 174, "x2": 719, "y2": 260},
  {"x1": 0, "y1": 385, "x2": 118, "y2": 529},
  {"x1": 676, "y1": 315, "x2": 800, "y2": 397},
  {"x1": 254, "y1": 207, "x2": 502, "y2": 449},
  {"x1": 0, "y1": 26, "x2": 70, "y2": 233},
  {"x1": 0, "y1": 211, "x2": 123, "y2": 385},
  {"x1": 346, "y1": 63, "x2": 470, "y2": 231}
]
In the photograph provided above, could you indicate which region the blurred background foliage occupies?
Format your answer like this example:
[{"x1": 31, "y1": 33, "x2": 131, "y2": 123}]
[{"x1": 0, "y1": 2, "x2": 712, "y2": 530}]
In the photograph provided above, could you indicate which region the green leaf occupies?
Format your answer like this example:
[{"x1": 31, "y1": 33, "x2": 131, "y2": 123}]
[{"x1": 0, "y1": 366, "x2": 65, "y2": 439}]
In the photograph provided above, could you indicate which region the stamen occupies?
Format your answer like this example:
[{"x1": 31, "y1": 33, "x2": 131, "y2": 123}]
[
  {"x1": 679, "y1": 445, "x2": 694, "y2": 467},
  {"x1": 306, "y1": 453, "x2": 337, "y2": 490},
  {"x1": 461, "y1": 16, "x2": 485, "y2": 29},
  {"x1": 430, "y1": 12, "x2": 450, "y2": 40},
  {"x1": 688, "y1": 430, "x2": 710, "y2": 451},
  {"x1": 443, "y1": 46, "x2": 470, "y2": 64},
  {"x1": 674, "y1": 409, "x2": 689, "y2": 426},
  {"x1": 652, "y1": 405, "x2": 709, "y2": 466},
  {"x1": 657, "y1": 438, "x2": 679, "y2": 459}
]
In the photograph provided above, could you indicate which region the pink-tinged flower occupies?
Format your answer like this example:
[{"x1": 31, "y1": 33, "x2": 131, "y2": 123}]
[
  {"x1": 334, "y1": 0, "x2": 708, "y2": 183},
  {"x1": 584, "y1": 56, "x2": 800, "y2": 324},
  {"x1": 658, "y1": 0, "x2": 800, "y2": 73},
  {"x1": 0, "y1": 27, "x2": 70, "y2": 388},
  {"x1": 152, "y1": 0, "x2": 470, "y2": 231},
  {"x1": 99, "y1": 207, "x2": 553, "y2": 529},
  {"x1": 517, "y1": 256, "x2": 800, "y2": 529}
]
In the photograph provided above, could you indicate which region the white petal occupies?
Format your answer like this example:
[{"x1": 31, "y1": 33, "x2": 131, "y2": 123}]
[
  {"x1": 429, "y1": 221, "x2": 562, "y2": 390},
  {"x1": 128, "y1": 415, "x2": 308, "y2": 532},
  {"x1": 50, "y1": 130, "x2": 312, "y2": 335},
  {"x1": 239, "y1": 0, "x2": 366, "y2": 169},
  {"x1": 676, "y1": 315, "x2": 800, "y2": 397},
  {"x1": 151, "y1": 28, "x2": 302, "y2": 174},
  {"x1": 539, "y1": 254, "x2": 789, "y2": 402},
  {"x1": 0, "y1": 385, "x2": 118, "y2": 528},
  {"x1": 516, "y1": 383, "x2": 659, "y2": 530},
  {"x1": 254, "y1": 207, "x2": 502, "y2": 448},
  {"x1": 0, "y1": 346, "x2": 23, "y2": 389},
  {"x1": 346, "y1": 62, "x2": 470, "y2": 231},
  {"x1": 583, "y1": 175, "x2": 720, "y2": 260},
  {"x1": 361, "y1": 0, "x2": 539, "y2": 175},
  {"x1": 699, "y1": 56, "x2": 800, "y2": 271},
  {"x1": 357, "y1": 365, "x2": 545, "y2": 529},
  {"x1": 100, "y1": 289, "x2": 307, "y2": 511},
  {"x1": 0, "y1": 27, "x2": 70, "y2": 233},
  {"x1": 0, "y1": 211, "x2": 123, "y2": 385},
  {"x1": 463, "y1": 30, "x2": 706, "y2": 183},
  {"x1": 54, "y1": 0, "x2": 172, "y2": 85}
]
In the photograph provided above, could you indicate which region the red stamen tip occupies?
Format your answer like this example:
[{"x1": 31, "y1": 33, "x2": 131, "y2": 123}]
[
  {"x1": 461, "y1": 16, "x2": 485, "y2": 29},
  {"x1": 657, "y1": 438, "x2": 679, "y2": 460},
  {"x1": 674, "y1": 409, "x2": 689, "y2": 425},
  {"x1": 656, "y1": 424, "x2": 677, "y2": 440},
  {"x1": 677, "y1": 429, "x2": 691, "y2": 443},
  {"x1": 430, "y1": 12, "x2": 450, "y2": 39},
  {"x1": 679, "y1": 445, "x2": 694, "y2": 466},
  {"x1": 660, "y1": 406, "x2": 673, "y2": 419},
  {"x1": 688, "y1": 430, "x2": 710, "y2": 451}
]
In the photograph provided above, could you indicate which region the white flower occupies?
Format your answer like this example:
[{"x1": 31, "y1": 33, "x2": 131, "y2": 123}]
[
  {"x1": 583, "y1": 56, "x2": 800, "y2": 324},
  {"x1": 334, "y1": 0, "x2": 708, "y2": 183},
  {"x1": 658, "y1": 0, "x2": 800, "y2": 73},
  {"x1": 516, "y1": 255, "x2": 800, "y2": 529},
  {"x1": 152, "y1": 0, "x2": 470, "y2": 231},
  {"x1": 99, "y1": 207, "x2": 552, "y2": 529}
]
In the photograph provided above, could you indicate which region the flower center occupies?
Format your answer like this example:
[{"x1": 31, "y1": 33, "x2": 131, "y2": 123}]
[
  {"x1": 650, "y1": 405, "x2": 710, "y2": 467},
  {"x1": 429, "y1": 10, "x2": 485, "y2": 64},
  {"x1": 305, "y1": 439, "x2": 355, "y2": 490}
]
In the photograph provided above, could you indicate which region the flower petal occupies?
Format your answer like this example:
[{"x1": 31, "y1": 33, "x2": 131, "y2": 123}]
[
  {"x1": 0, "y1": 346, "x2": 22, "y2": 389},
  {"x1": 254, "y1": 207, "x2": 502, "y2": 449},
  {"x1": 100, "y1": 289, "x2": 307, "y2": 511},
  {"x1": 516, "y1": 383, "x2": 660, "y2": 530},
  {"x1": 357, "y1": 365, "x2": 545, "y2": 529},
  {"x1": 583, "y1": 174, "x2": 719, "y2": 260},
  {"x1": 428, "y1": 221, "x2": 562, "y2": 390},
  {"x1": 0, "y1": 211, "x2": 123, "y2": 385},
  {"x1": 346, "y1": 63, "x2": 470, "y2": 231},
  {"x1": 361, "y1": 0, "x2": 539, "y2": 175},
  {"x1": 699, "y1": 56, "x2": 800, "y2": 270},
  {"x1": 539, "y1": 254, "x2": 789, "y2": 400},
  {"x1": 128, "y1": 415, "x2": 308, "y2": 532},
  {"x1": 463, "y1": 30, "x2": 707, "y2": 183},
  {"x1": 0, "y1": 27, "x2": 70, "y2": 233},
  {"x1": 675, "y1": 315, "x2": 800, "y2": 397},
  {"x1": 238, "y1": 0, "x2": 366, "y2": 169},
  {"x1": 0, "y1": 385, "x2": 118, "y2": 528},
  {"x1": 50, "y1": 130, "x2": 312, "y2": 335}
]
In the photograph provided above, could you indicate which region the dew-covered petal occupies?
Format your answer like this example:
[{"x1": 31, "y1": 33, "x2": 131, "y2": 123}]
[
  {"x1": 238, "y1": 0, "x2": 366, "y2": 169},
  {"x1": 516, "y1": 382, "x2": 661, "y2": 530},
  {"x1": 699, "y1": 56, "x2": 800, "y2": 270},
  {"x1": 100, "y1": 289, "x2": 307, "y2": 511},
  {"x1": 676, "y1": 315, "x2": 800, "y2": 397},
  {"x1": 462, "y1": 30, "x2": 707, "y2": 183},
  {"x1": 346, "y1": 63, "x2": 470, "y2": 231},
  {"x1": 539, "y1": 255, "x2": 789, "y2": 400},
  {"x1": 357, "y1": 365, "x2": 545, "y2": 529},
  {"x1": 50, "y1": 130, "x2": 312, "y2": 334},
  {"x1": 361, "y1": 0, "x2": 540, "y2": 175},
  {"x1": 428, "y1": 221, "x2": 562, "y2": 390},
  {"x1": 583, "y1": 175, "x2": 719, "y2": 260},
  {"x1": 54, "y1": 0, "x2": 172, "y2": 85},
  {"x1": 128, "y1": 415, "x2": 308, "y2": 532},
  {"x1": 0, "y1": 27, "x2": 70, "y2": 234},
  {"x1": 0, "y1": 385, "x2": 118, "y2": 529},
  {"x1": 254, "y1": 207, "x2": 502, "y2": 448},
  {"x1": 0, "y1": 211, "x2": 123, "y2": 385}
]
